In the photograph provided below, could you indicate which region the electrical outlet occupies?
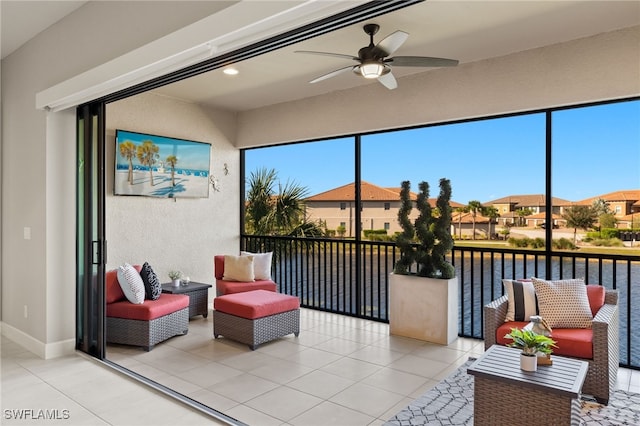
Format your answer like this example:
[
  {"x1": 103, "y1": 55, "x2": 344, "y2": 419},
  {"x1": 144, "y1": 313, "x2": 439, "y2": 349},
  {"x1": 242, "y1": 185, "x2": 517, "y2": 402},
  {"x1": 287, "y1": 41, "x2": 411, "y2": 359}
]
[
  {"x1": 24, "y1": 305, "x2": 28, "y2": 318},
  {"x1": 23, "y1": 227, "x2": 31, "y2": 240}
]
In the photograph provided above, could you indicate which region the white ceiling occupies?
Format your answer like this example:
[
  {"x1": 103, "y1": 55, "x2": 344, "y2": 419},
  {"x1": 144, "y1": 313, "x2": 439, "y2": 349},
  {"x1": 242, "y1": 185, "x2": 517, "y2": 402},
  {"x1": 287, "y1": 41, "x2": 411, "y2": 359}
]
[
  {"x1": 152, "y1": 0, "x2": 640, "y2": 112},
  {"x1": 0, "y1": 1, "x2": 88, "y2": 59},
  {"x1": 2, "y1": 1, "x2": 639, "y2": 112}
]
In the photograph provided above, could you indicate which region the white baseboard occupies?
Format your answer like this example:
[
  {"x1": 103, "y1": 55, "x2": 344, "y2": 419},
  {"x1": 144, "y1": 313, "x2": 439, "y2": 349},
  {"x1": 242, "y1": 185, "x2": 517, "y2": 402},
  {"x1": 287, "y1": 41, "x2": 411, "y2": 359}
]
[{"x1": 0, "y1": 322, "x2": 75, "y2": 359}]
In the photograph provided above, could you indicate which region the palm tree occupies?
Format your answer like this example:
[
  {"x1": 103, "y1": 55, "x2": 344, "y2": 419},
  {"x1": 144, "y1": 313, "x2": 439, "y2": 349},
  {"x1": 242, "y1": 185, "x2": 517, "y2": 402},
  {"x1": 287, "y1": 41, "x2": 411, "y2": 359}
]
[
  {"x1": 515, "y1": 207, "x2": 534, "y2": 227},
  {"x1": 467, "y1": 200, "x2": 483, "y2": 240},
  {"x1": 136, "y1": 140, "x2": 159, "y2": 186},
  {"x1": 165, "y1": 155, "x2": 178, "y2": 186},
  {"x1": 483, "y1": 206, "x2": 500, "y2": 239},
  {"x1": 562, "y1": 205, "x2": 598, "y2": 245},
  {"x1": 246, "y1": 168, "x2": 277, "y2": 235},
  {"x1": 119, "y1": 140, "x2": 137, "y2": 185},
  {"x1": 245, "y1": 167, "x2": 322, "y2": 237},
  {"x1": 454, "y1": 206, "x2": 469, "y2": 239}
]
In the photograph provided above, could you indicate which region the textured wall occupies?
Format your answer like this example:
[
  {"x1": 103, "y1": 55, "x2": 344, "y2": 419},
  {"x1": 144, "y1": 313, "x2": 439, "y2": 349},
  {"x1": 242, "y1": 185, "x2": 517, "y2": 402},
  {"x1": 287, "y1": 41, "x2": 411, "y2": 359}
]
[{"x1": 106, "y1": 93, "x2": 239, "y2": 286}]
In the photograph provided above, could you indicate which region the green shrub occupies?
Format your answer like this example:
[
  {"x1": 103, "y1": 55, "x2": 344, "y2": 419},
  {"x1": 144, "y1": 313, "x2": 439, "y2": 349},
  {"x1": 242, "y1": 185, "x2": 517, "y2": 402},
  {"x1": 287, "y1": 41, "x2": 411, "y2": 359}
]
[
  {"x1": 591, "y1": 238, "x2": 624, "y2": 247},
  {"x1": 508, "y1": 237, "x2": 531, "y2": 248},
  {"x1": 599, "y1": 228, "x2": 620, "y2": 239},
  {"x1": 363, "y1": 229, "x2": 388, "y2": 239},
  {"x1": 532, "y1": 238, "x2": 545, "y2": 248},
  {"x1": 553, "y1": 238, "x2": 576, "y2": 250}
]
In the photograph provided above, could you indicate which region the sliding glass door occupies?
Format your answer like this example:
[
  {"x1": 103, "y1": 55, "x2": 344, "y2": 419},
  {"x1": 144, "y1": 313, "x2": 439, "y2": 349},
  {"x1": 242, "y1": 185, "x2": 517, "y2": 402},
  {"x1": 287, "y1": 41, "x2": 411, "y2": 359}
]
[{"x1": 76, "y1": 102, "x2": 107, "y2": 358}]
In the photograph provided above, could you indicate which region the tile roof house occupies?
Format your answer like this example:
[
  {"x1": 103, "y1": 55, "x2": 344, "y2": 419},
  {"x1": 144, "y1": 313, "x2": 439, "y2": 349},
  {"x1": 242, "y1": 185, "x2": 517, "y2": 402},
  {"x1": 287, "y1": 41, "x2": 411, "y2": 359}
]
[
  {"x1": 576, "y1": 190, "x2": 640, "y2": 229},
  {"x1": 450, "y1": 210, "x2": 497, "y2": 240},
  {"x1": 484, "y1": 194, "x2": 573, "y2": 227},
  {"x1": 483, "y1": 191, "x2": 640, "y2": 229},
  {"x1": 305, "y1": 181, "x2": 464, "y2": 237}
]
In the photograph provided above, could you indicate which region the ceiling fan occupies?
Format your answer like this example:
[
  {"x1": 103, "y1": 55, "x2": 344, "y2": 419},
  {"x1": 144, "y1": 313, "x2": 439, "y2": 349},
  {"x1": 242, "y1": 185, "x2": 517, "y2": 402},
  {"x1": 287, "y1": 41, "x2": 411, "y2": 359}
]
[{"x1": 295, "y1": 23, "x2": 458, "y2": 90}]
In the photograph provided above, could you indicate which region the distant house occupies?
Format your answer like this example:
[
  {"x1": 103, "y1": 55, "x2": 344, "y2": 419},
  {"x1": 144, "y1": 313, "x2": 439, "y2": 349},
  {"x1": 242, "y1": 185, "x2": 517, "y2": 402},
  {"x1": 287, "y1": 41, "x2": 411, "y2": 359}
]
[
  {"x1": 576, "y1": 190, "x2": 640, "y2": 228},
  {"x1": 451, "y1": 211, "x2": 497, "y2": 239},
  {"x1": 484, "y1": 194, "x2": 573, "y2": 228},
  {"x1": 304, "y1": 181, "x2": 464, "y2": 237}
]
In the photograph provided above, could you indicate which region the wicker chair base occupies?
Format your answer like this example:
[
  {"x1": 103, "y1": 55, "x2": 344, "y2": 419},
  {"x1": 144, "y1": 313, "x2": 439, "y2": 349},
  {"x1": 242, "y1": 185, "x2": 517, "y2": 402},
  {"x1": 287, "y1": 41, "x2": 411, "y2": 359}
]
[
  {"x1": 213, "y1": 309, "x2": 300, "y2": 350},
  {"x1": 107, "y1": 307, "x2": 189, "y2": 351},
  {"x1": 474, "y1": 377, "x2": 577, "y2": 426}
]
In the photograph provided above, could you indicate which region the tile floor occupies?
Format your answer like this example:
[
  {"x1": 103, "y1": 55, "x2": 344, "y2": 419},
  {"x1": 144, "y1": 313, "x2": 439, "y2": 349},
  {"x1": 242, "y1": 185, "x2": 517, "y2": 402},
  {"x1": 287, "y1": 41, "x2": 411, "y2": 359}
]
[{"x1": 2, "y1": 307, "x2": 639, "y2": 426}]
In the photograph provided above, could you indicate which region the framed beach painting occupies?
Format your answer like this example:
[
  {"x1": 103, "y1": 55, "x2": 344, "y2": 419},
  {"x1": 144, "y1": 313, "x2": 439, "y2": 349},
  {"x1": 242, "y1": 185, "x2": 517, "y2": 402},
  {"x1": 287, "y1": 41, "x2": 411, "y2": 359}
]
[{"x1": 114, "y1": 129, "x2": 211, "y2": 198}]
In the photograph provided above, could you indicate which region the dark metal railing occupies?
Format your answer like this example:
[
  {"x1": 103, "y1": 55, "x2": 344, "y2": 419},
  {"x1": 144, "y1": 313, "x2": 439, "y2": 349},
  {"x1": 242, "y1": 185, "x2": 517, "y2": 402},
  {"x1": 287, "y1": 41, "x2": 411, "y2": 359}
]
[{"x1": 241, "y1": 234, "x2": 639, "y2": 369}]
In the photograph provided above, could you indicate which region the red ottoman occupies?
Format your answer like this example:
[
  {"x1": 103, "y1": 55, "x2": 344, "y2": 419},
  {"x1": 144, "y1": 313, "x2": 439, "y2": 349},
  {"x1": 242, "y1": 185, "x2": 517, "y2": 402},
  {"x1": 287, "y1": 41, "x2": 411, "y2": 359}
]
[{"x1": 213, "y1": 289, "x2": 300, "y2": 350}]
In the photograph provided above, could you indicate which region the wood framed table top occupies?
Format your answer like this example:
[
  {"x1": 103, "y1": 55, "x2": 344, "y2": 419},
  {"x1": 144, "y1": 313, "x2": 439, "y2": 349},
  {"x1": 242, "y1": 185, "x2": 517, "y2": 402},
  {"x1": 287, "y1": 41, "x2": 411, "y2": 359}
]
[{"x1": 467, "y1": 345, "x2": 589, "y2": 399}]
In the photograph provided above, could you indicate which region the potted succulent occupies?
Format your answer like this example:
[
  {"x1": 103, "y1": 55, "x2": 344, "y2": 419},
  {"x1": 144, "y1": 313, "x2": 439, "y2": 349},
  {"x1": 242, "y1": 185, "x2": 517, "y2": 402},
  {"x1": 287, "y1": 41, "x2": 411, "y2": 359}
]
[
  {"x1": 389, "y1": 178, "x2": 458, "y2": 344},
  {"x1": 168, "y1": 270, "x2": 182, "y2": 287},
  {"x1": 504, "y1": 327, "x2": 557, "y2": 371}
]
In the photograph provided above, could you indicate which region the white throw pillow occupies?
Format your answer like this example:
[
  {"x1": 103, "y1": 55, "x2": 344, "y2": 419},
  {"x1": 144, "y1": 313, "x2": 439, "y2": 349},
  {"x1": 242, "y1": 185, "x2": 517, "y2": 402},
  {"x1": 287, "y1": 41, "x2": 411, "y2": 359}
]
[
  {"x1": 223, "y1": 255, "x2": 255, "y2": 282},
  {"x1": 531, "y1": 277, "x2": 592, "y2": 328},
  {"x1": 240, "y1": 251, "x2": 273, "y2": 280},
  {"x1": 116, "y1": 263, "x2": 145, "y2": 304},
  {"x1": 503, "y1": 279, "x2": 538, "y2": 322}
]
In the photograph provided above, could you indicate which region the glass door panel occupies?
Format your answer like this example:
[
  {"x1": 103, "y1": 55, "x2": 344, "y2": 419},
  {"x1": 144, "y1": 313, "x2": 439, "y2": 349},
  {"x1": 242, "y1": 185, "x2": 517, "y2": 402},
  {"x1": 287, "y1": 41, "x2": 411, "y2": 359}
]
[{"x1": 76, "y1": 103, "x2": 106, "y2": 358}]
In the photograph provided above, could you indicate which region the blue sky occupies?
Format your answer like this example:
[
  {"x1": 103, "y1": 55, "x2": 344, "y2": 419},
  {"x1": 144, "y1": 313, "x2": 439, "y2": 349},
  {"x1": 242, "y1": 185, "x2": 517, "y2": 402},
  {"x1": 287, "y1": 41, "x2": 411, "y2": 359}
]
[{"x1": 245, "y1": 100, "x2": 639, "y2": 204}]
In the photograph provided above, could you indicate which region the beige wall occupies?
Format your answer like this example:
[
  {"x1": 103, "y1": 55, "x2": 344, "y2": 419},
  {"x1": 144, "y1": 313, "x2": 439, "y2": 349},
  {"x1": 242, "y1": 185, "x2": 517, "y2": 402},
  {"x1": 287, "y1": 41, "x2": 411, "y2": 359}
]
[
  {"x1": 1, "y1": 0, "x2": 638, "y2": 359},
  {"x1": 307, "y1": 200, "x2": 410, "y2": 236}
]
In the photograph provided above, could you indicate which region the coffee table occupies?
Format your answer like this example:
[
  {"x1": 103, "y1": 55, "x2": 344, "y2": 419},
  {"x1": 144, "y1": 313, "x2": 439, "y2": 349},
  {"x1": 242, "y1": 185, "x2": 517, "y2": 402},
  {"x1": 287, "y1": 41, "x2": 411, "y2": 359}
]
[
  {"x1": 161, "y1": 281, "x2": 212, "y2": 318},
  {"x1": 467, "y1": 345, "x2": 588, "y2": 425}
]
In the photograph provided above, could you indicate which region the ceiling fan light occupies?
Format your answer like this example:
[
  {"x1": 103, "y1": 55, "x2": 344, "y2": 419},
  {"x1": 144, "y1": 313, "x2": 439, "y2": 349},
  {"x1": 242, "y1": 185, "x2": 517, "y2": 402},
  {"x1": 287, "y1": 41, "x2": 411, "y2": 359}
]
[{"x1": 360, "y1": 61, "x2": 384, "y2": 79}]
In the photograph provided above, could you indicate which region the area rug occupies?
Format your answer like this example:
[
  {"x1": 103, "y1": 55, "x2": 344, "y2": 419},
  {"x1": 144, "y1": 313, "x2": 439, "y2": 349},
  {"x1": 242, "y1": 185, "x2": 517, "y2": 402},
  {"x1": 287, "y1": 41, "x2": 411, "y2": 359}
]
[{"x1": 385, "y1": 359, "x2": 640, "y2": 426}]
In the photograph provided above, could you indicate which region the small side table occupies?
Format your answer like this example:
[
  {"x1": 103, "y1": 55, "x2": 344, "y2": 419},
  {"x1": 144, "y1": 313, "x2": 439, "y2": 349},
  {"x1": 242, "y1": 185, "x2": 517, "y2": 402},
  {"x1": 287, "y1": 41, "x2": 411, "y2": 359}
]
[
  {"x1": 161, "y1": 282, "x2": 212, "y2": 318},
  {"x1": 468, "y1": 345, "x2": 588, "y2": 425}
]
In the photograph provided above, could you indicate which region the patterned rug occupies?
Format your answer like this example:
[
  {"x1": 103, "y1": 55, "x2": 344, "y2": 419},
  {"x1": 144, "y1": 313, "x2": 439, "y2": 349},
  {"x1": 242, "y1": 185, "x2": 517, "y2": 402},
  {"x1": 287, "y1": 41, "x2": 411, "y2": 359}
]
[{"x1": 385, "y1": 359, "x2": 640, "y2": 426}]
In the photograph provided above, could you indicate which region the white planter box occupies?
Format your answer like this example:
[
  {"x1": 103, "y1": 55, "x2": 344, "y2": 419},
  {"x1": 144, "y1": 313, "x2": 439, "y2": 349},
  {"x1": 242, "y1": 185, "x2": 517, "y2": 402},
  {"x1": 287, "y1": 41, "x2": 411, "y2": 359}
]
[{"x1": 389, "y1": 273, "x2": 458, "y2": 345}]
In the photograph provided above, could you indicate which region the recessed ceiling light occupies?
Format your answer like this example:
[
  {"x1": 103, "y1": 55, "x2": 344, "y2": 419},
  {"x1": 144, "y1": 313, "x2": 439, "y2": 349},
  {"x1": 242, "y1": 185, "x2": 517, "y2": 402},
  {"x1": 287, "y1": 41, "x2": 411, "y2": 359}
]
[{"x1": 223, "y1": 68, "x2": 239, "y2": 75}]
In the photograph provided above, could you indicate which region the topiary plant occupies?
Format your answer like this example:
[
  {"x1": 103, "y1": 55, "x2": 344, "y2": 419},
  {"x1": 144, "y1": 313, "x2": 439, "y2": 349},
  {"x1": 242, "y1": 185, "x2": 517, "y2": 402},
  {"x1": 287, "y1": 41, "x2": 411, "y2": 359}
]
[{"x1": 394, "y1": 178, "x2": 455, "y2": 279}]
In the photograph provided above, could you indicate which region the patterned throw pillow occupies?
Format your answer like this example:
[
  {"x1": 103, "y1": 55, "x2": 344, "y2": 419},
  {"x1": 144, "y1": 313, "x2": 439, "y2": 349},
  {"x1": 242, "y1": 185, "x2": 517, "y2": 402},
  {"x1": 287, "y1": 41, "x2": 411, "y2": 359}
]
[
  {"x1": 531, "y1": 277, "x2": 593, "y2": 328},
  {"x1": 116, "y1": 263, "x2": 145, "y2": 304},
  {"x1": 503, "y1": 279, "x2": 538, "y2": 322},
  {"x1": 223, "y1": 255, "x2": 255, "y2": 282},
  {"x1": 140, "y1": 262, "x2": 161, "y2": 300},
  {"x1": 240, "y1": 251, "x2": 273, "y2": 280}
]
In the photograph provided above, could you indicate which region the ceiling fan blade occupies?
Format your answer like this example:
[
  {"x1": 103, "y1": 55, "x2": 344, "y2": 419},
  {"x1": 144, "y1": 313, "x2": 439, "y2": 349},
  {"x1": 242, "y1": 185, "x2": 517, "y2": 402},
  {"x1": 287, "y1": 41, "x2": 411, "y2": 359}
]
[
  {"x1": 389, "y1": 56, "x2": 459, "y2": 67},
  {"x1": 375, "y1": 30, "x2": 409, "y2": 57},
  {"x1": 377, "y1": 72, "x2": 397, "y2": 90},
  {"x1": 309, "y1": 66, "x2": 354, "y2": 84},
  {"x1": 295, "y1": 50, "x2": 358, "y2": 61}
]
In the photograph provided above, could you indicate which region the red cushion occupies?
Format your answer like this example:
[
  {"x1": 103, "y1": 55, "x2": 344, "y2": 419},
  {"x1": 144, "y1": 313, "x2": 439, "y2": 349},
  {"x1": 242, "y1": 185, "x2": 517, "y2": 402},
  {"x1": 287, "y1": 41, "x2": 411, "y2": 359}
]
[
  {"x1": 214, "y1": 255, "x2": 225, "y2": 280},
  {"x1": 549, "y1": 328, "x2": 593, "y2": 359},
  {"x1": 496, "y1": 321, "x2": 530, "y2": 346},
  {"x1": 106, "y1": 269, "x2": 125, "y2": 304},
  {"x1": 105, "y1": 264, "x2": 142, "y2": 304},
  {"x1": 216, "y1": 279, "x2": 277, "y2": 295},
  {"x1": 497, "y1": 322, "x2": 593, "y2": 359},
  {"x1": 214, "y1": 289, "x2": 299, "y2": 319},
  {"x1": 107, "y1": 293, "x2": 189, "y2": 321},
  {"x1": 586, "y1": 284, "x2": 606, "y2": 316}
]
